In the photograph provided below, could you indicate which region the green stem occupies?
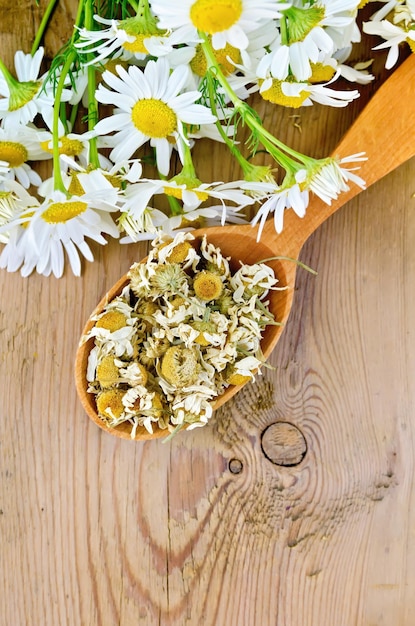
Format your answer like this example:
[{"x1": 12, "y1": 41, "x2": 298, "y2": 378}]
[
  {"x1": 166, "y1": 194, "x2": 183, "y2": 216},
  {"x1": 49, "y1": 0, "x2": 87, "y2": 191},
  {"x1": 128, "y1": 0, "x2": 139, "y2": 12},
  {"x1": 69, "y1": 101, "x2": 79, "y2": 130},
  {"x1": 205, "y1": 72, "x2": 255, "y2": 176},
  {"x1": 200, "y1": 32, "x2": 316, "y2": 172},
  {"x1": 85, "y1": 0, "x2": 100, "y2": 168},
  {"x1": 31, "y1": 0, "x2": 61, "y2": 55},
  {"x1": 0, "y1": 58, "x2": 18, "y2": 89},
  {"x1": 180, "y1": 135, "x2": 198, "y2": 179},
  {"x1": 52, "y1": 50, "x2": 78, "y2": 193},
  {"x1": 258, "y1": 255, "x2": 318, "y2": 275},
  {"x1": 136, "y1": 0, "x2": 153, "y2": 19},
  {"x1": 162, "y1": 423, "x2": 184, "y2": 444},
  {"x1": 280, "y1": 14, "x2": 289, "y2": 46}
]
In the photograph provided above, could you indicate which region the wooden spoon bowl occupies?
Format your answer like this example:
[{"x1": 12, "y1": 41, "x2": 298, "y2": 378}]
[{"x1": 75, "y1": 54, "x2": 415, "y2": 440}]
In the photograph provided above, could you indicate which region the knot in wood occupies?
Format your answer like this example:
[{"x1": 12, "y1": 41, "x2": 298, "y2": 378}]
[
  {"x1": 228, "y1": 458, "x2": 243, "y2": 474},
  {"x1": 261, "y1": 422, "x2": 307, "y2": 467}
]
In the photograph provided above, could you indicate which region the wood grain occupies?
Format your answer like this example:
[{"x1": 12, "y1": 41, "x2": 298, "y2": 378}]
[{"x1": 1, "y1": 2, "x2": 415, "y2": 624}]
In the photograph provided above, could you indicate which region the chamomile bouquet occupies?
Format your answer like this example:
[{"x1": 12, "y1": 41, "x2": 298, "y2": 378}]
[{"x1": 0, "y1": 0, "x2": 413, "y2": 278}]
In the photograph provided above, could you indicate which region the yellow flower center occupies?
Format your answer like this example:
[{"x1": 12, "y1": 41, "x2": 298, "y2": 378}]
[
  {"x1": 105, "y1": 173, "x2": 123, "y2": 189},
  {"x1": 164, "y1": 185, "x2": 209, "y2": 202},
  {"x1": 131, "y1": 98, "x2": 177, "y2": 138},
  {"x1": 95, "y1": 310, "x2": 128, "y2": 332},
  {"x1": 309, "y1": 62, "x2": 336, "y2": 84},
  {"x1": 225, "y1": 366, "x2": 252, "y2": 386},
  {"x1": 161, "y1": 346, "x2": 199, "y2": 387},
  {"x1": 164, "y1": 173, "x2": 210, "y2": 202},
  {"x1": 165, "y1": 240, "x2": 193, "y2": 263},
  {"x1": 119, "y1": 14, "x2": 166, "y2": 54},
  {"x1": 96, "y1": 389, "x2": 125, "y2": 419},
  {"x1": 122, "y1": 33, "x2": 152, "y2": 54},
  {"x1": 21, "y1": 210, "x2": 35, "y2": 229},
  {"x1": 67, "y1": 172, "x2": 85, "y2": 196},
  {"x1": 190, "y1": 40, "x2": 241, "y2": 76},
  {"x1": 41, "y1": 200, "x2": 88, "y2": 224},
  {"x1": 259, "y1": 79, "x2": 310, "y2": 108},
  {"x1": 40, "y1": 136, "x2": 84, "y2": 156},
  {"x1": 190, "y1": 0, "x2": 243, "y2": 33},
  {"x1": 408, "y1": 39, "x2": 415, "y2": 53},
  {"x1": 96, "y1": 355, "x2": 120, "y2": 388},
  {"x1": 193, "y1": 271, "x2": 223, "y2": 301},
  {"x1": 0, "y1": 141, "x2": 28, "y2": 167}
]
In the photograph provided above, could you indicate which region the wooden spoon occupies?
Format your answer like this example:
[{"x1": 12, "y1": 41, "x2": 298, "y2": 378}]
[{"x1": 75, "y1": 53, "x2": 415, "y2": 440}]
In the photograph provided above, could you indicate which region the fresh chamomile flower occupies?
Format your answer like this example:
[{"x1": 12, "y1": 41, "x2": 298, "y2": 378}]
[
  {"x1": 39, "y1": 129, "x2": 112, "y2": 173},
  {"x1": 363, "y1": 13, "x2": 415, "y2": 68},
  {"x1": 0, "y1": 180, "x2": 31, "y2": 243},
  {"x1": 259, "y1": 73, "x2": 360, "y2": 108},
  {"x1": 3, "y1": 173, "x2": 120, "y2": 277},
  {"x1": 157, "y1": 203, "x2": 250, "y2": 235},
  {"x1": 0, "y1": 125, "x2": 52, "y2": 188},
  {"x1": 151, "y1": 0, "x2": 289, "y2": 51},
  {"x1": 0, "y1": 47, "x2": 71, "y2": 129},
  {"x1": 75, "y1": 0, "x2": 169, "y2": 65},
  {"x1": 0, "y1": 181, "x2": 41, "y2": 273},
  {"x1": 121, "y1": 175, "x2": 258, "y2": 221},
  {"x1": 295, "y1": 153, "x2": 366, "y2": 205},
  {"x1": 94, "y1": 57, "x2": 216, "y2": 175},
  {"x1": 256, "y1": 0, "x2": 360, "y2": 82},
  {"x1": 251, "y1": 183, "x2": 310, "y2": 237},
  {"x1": 313, "y1": 49, "x2": 375, "y2": 85},
  {"x1": 118, "y1": 206, "x2": 167, "y2": 242}
]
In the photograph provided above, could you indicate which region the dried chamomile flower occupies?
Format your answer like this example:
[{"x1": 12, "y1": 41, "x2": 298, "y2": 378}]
[
  {"x1": 223, "y1": 364, "x2": 253, "y2": 386},
  {"x1": 153, "y1": 232, "x2": 199, "y2": 269},
  {"x1": 140, "y1": 333, "x2": 171, "y2": 361},
  {"x1": 193, "y1": 270, "x2": 224, "y2": 301},
  {"x1": 85, "y1": 231, "x2": 279, "y2": 439},
  {"x1": 96, "y1": 354, "x2": 120, "y2": 388},
  {"x1": 200, "y1": 235, "x2": 231, "y2": 277},
  {"x1": 135, "y1": 300, "x2": 158, "y2": 331},
  {"x1": 150, "y1": 263, "x2": 189, "y2": 297},
  {"x1": 192, "y1": 319, "x2": 218, "y2": 346},
  {"x1": 86, "y1": 298, "x2": 138, "y2": 359},
  {"x1": 160, "y1": 345, "x2": 200, "y2": 387},
  {"x1": 230, "y1": 263, "x2": 279, "y2": 302},
  {"x1": 128, "y1": 261, "x2": 155, "y2": 298},
  {"x1": 117, "y1": 360, "x2": 148, "y2": 386},
  {"x1": 164, "y1": 240, "x2": 192, "y2": 264},
  {"x1": 96, "y1": 388, "x2": 126, "y2": 420},
  {"x1": 95, "y1": 310, "x2": 128, "y2": 331}
]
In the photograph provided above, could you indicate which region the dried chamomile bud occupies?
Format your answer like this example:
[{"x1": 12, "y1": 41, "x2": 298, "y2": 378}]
[
  {"x1": 193, "y1": 271, "x2": 223, "y2": 301},
  {"x1": 95, "y1": 310, "x2": 128, "y2": 332},
  {"x1": 192, "y1": 320, "x2": 218, "y2": 346},
  {"x1": 223, "y1": 365, "x2": 252, "y2": 386},
  {"x1": 96, "y1": 388, "x2": 125, "y2": 420},
  {"x1": 165, "y1": 240, "x2": 193, "y2": 264},
  {"x1": 96, "y1": 355, "x2": 120, "y2": 388},
  {"x1": 161, "y1": 346, "x2": 199, "y2": 387}
]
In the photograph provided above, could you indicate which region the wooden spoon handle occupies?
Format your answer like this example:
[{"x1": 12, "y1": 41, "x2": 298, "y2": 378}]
[{"x1": 261, "y1": 53, "x2": 415, "y2": 254}]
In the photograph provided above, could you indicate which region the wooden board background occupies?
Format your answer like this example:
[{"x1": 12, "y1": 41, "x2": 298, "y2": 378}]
[{"x1": 1, "y1": 1, "x2": 415, "y2": 624}]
